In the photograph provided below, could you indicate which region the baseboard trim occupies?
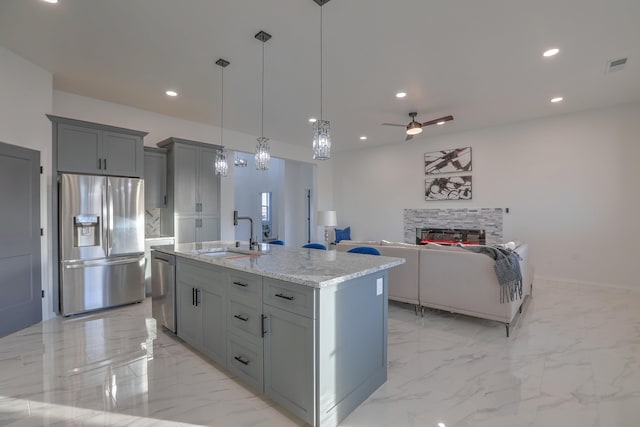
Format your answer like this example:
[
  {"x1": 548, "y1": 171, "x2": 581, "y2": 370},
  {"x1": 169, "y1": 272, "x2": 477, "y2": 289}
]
[{"x1": 535, "y1": 275, "x2": 640, "y2": 292}]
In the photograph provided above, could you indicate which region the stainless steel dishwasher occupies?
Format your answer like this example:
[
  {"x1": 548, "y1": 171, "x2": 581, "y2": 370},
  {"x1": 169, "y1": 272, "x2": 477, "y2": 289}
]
[{"x1": 151, "y1": 250, "x2": 176, "y2": 333}]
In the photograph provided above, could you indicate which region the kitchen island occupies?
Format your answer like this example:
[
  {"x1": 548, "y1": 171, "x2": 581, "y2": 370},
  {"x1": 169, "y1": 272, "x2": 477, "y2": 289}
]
[{"x1": 151, "y1": 241, "x2": 404, "y2": 427}]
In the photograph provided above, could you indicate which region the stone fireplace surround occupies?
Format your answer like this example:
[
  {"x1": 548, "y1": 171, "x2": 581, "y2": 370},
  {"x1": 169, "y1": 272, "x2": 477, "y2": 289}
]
[{"x1": 404, "y1": 208, "x2": 503, "y2": 245}]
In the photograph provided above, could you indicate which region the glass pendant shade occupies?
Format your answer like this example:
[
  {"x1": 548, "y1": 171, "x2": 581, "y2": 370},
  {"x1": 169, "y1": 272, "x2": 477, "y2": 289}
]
[
  {"x1": 312, "y1": 119, "x2": 331, "y2": 160},
  {"x1": 255, "y1": 136, "x2": 270, "y2": 170},
  {"x1": 215, "y1": 149, "x2": 228, "y2": 176}
]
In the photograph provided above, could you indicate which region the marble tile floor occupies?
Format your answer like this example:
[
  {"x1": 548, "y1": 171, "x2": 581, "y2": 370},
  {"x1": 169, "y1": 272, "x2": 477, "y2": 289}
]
[{"x1": 2, "y1": 280, "x2": 640, "y2": 427}]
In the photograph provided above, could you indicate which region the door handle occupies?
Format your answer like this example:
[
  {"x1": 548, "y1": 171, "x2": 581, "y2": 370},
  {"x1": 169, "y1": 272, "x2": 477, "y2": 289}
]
[
  {"x1": 261, "y1": 314, "x2": 267, "y2": 337},
  {"x1": 98, "y1": 158, "x2": 102, "y2": 170},
  {"x1": 234, "y1": 314, "x2": 249, "y2": 322},
  {"x1": 195, "y1": 288, "x2": 201, "y2": 306},
  {"x1": 103, "y1": 158, "x2": 107, "y2": 170},
  {"x1": 192, "y1": 287, "x2": 196, "y2": 306},
  {"x1": 233, "y1": 281, "x2": 248, "y2": 288}
]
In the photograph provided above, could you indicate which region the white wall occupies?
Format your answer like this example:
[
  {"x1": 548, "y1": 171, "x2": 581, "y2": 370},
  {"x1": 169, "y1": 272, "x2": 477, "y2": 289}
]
[
  {"x1": 333, "y1": 102, "x2": 640, "y2": 290},
  {"x1": 53, "y1": 91, "x2": 332, "y2": 240},
  {"x1": 0, "y1": 46, "x2": 54, "y2": 319}
]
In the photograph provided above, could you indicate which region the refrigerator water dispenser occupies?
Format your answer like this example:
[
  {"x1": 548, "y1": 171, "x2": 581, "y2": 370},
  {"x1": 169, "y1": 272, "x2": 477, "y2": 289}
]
[{"x1": 73, "y1": 214, "x2": 100, "y2": 247}]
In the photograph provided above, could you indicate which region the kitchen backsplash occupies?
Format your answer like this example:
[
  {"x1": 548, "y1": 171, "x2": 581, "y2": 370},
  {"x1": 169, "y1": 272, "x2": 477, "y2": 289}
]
[{"x1": 145, "y1": 208, "x2": 161, "y2": 236}]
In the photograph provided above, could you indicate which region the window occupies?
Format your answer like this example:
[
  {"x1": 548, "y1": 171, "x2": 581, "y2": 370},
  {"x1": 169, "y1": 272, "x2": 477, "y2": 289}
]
[{"x1": 260, "y1": 192, "x2": 271, "y2": 222}]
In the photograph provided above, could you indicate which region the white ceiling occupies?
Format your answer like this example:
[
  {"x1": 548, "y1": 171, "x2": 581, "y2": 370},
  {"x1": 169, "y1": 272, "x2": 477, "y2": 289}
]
[{"x1": 1, "y1": 0, "x2": 639, "y2": 152}]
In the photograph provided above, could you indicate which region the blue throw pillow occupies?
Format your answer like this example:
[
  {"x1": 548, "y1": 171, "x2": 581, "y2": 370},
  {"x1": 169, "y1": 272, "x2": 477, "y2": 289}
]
[{"x1": 334, "y1": 226, "x2": 351, "y2": 243}]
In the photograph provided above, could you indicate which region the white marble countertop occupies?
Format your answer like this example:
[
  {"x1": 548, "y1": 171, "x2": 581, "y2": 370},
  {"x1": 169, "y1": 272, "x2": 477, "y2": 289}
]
[{"x1": 151, "y1": 240, "x2": 405, "y2": 288}]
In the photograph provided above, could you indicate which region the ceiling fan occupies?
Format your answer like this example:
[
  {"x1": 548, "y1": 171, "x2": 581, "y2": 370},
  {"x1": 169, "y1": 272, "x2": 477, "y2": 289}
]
[{"x1": 382, "y1": 112, "x2": 454, "y2": 141}]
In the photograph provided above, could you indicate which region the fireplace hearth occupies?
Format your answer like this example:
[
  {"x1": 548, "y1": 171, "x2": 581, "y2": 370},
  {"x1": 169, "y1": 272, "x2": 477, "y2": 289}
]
[{"x1": 416, "y1": 227, "x2": 486, "y2": 246}]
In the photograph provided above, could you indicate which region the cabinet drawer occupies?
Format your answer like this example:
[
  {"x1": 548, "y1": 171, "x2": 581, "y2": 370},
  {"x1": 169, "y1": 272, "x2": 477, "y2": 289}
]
[
  {"x1": 227, "y1": 335, "x2": 263, "y2": 392},
  {"x1": 263, "y1": 278, "x2": 315, "y2": 319},
  {"x1": 177, "y1": 258, "x2": 226, "y2": 294},
  {"x1": 228, "y1": 271, "x2": 262, "y2": 306},
  {"x1": 228, "y1": 298, "x2": 261, "y2": 340}
]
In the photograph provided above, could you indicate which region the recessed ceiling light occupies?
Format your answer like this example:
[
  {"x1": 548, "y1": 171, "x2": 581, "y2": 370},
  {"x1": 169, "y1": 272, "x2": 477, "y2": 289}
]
[
  {"x1": 396, "y1": 92, "x2": 407, "y2": 98},
  {"x1": 550, "y1": 96, "x2": 564, "y2": 103},
  {"x1": 359, "y1": 136, "x2": 367, "y2": 140},
  {"x1": 309, "y1": 117, "x2": 317, "y2": 123},
  {"x1": 543, "y1": 48, "x2": 560, "y2": 57},
  {"x1": 165, "y1": 90, "x2": 178, "y2": 97},
  {"x1": 437, "y1": 423, "x2": 446, "y2": 427},
  {"x1": 436, "y1": 121, "x2": 446, "y2": 125},
  {"x1": 42, "y1": 0, "x2": 58, "y2": 3}
]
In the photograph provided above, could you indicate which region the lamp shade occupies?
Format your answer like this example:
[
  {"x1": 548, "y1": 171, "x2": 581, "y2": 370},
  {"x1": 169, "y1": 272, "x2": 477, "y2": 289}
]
[{"x1": 317, "y1": 210, "x2": 337, "y2": 227}]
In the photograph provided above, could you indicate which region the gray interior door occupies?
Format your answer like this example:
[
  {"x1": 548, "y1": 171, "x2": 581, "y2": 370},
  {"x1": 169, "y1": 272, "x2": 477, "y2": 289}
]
[{"x1": 0, "y1": 141, "x2": 41, "y2": 337}]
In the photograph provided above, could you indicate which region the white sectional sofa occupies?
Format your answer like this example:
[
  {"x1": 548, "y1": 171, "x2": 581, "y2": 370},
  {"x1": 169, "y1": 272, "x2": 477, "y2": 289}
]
[{"x1": 336, "y1": 240, "x2": 533, "y2": 336}]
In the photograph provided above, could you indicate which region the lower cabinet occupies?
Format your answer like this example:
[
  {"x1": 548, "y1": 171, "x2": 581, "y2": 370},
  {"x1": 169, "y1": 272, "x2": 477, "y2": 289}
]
[
  {"x1": 263, "y1": 304, "x2": 314, "y2": 425},
  {"x1": 174, "y1": 257, "x2": 387, "y2": 427},
  {"x1": 176, "y1": 259, "x2": 227, "y2": 366}
]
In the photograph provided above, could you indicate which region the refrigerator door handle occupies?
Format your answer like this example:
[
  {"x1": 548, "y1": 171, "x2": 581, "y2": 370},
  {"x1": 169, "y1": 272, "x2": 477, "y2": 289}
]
[
  {"x1": 63, "y1": 256, "x2": 144, "y2": 269},
  {"x1": 105, "y1": 180, "x2": 113, "y2": 256}
]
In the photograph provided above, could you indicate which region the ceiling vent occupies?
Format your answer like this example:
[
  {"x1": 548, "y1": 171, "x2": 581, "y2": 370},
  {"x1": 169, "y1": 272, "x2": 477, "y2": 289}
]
[{"x1": 607, "y1": 57, "x2": 628, "y2": 73}]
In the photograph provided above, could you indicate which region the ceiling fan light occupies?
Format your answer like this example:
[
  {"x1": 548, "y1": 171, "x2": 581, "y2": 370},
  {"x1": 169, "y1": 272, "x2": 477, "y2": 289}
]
[{"x1": 406, "y1": 123, "x2": 423, "y2": 135}]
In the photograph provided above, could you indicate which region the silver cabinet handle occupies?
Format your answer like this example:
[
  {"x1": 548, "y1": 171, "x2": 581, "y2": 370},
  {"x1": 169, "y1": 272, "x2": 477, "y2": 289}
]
[
  {"x1": 233, "y1": 314, "x2": 249, "y2": 322},
  {"x1": 233, "y1": 281, "x2": 248, "y2": 288},
  {"x1": 275, "y1": 293, "x2": 294, "y2": 301}
]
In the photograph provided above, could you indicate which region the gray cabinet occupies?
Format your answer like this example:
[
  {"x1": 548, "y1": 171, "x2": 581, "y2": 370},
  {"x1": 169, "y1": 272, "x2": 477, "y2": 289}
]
[
  {"x1": 176, "y1": 259, "x2": 227, "y2": 366},
  {"x1": 173, "y1": 257, "x2": 388, "y2": 427},
  {"x1": 263, "y1": 303, "x2": 314, "y2": 424},
  {"x1": 143, "y1": 147, "x2": 167, "y2": 208},
  {"x1": 158, "y1": 137, "x2": 222, "y2": 243},
  {"x1": 49, "y1": 115, "x2": 146, "y2": 178}
]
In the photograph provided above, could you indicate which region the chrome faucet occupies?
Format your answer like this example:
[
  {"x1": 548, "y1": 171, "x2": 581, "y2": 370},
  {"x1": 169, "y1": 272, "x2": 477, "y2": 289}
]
[{"x1": 233, "y1": 210, "x2": 259, "y2": 250}]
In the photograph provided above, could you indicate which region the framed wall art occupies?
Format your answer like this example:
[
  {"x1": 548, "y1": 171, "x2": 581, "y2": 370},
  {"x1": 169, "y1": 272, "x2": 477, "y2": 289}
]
[
  {"x1": 425, "y1": 175, "x2": 472, "y2": 201},
  {"x1": 424, "y1": 147, "x2": 472, "y2": 175}
]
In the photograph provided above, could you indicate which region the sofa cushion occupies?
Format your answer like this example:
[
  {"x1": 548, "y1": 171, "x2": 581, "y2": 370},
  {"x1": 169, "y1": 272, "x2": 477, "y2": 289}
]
[{"x1": 334, "y1": 226, "x2": 351, "y2": 243}]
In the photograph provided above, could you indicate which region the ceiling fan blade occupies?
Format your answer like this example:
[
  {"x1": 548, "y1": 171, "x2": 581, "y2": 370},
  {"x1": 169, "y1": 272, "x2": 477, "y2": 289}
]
[
  {"x1": 405, "y1": 134, "x2": 414, "y2": 142},
  {"x1": 421, "y1": 115, "x2": 454, "y2": 127},
  {"x1": 381, "y1": 123, "x2": 406, "y2": 127}
]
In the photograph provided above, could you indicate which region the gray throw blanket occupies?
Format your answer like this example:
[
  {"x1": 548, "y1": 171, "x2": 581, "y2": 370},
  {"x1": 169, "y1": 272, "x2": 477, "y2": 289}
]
[{"x1": 461, "y1": 245, "x2": 523, "y2": 303}]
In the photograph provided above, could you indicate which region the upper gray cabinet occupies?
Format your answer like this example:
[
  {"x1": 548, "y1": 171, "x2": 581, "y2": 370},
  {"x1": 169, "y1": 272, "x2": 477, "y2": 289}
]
[
  {"x1": 143, "y1": 147, "x2": 167, "y2": 208},
  {"x1": 48, "y1": 115, "x2": 146, "y2": 178},
  {"x1": 157, "y1": 137, "x2": 222, "y2": 243}
]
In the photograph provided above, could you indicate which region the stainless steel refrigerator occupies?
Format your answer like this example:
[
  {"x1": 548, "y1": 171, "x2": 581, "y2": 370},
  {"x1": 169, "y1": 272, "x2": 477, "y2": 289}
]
[{"x1": 59, "y1": 173, "x2": 145, "y2": 316}]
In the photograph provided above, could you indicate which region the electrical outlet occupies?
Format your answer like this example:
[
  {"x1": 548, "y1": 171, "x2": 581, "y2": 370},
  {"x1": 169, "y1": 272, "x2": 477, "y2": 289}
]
[{"x1": 376, "y1": 278, "x2": 383, "y2": 296}]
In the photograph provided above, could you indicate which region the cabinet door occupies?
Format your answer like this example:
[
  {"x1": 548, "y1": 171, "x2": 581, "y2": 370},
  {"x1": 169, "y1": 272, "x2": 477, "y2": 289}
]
[
  {"x1": 263, "y1": 304, "x2": 315, "y2": 425},
  {"x1": 175, "y1": 216, "x2": 197, "y2": 244},
  {"x1": 176, "y1": 280, "x2": 200, "y2": 349},
  {"x1": 201, "y1": 286, "x2": 226, "y2": 366},
  {"x1": 57, "y1": 124, "x2": 102, "y2": 174},
  {"x1": 144, "y1": 151, "x2": 167, "y2": 208},
  {"x1": 102, "y1": 131, "x2": 143, "y2": 177},
  {"x1": 198, "y1": 147, "x2": 220, "y2": 216},
  {"x1": 173, "y1": 144, "x2": 198, "y2": 215},
  {"x1": 196, "y1": 216, "x2": 219, "y2": 242}
]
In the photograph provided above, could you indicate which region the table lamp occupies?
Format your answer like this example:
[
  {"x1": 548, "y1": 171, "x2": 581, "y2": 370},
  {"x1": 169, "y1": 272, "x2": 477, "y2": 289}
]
[{"x1": 317, "y1": 210, "x2": 337, "y2": 247}]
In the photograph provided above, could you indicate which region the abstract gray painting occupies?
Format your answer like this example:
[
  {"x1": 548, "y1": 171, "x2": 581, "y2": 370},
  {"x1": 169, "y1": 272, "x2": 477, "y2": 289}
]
[
  {"x1": 425, "y1": 175, "x2": 472, "y2": 201},
  {"x1": 424, "y1": 147, "x2": 472, "y2": 174}
]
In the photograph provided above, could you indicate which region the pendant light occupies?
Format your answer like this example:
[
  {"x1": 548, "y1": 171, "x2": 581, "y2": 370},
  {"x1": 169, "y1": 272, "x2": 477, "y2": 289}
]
[
  {"x1": 255, "y1": 30, "x2": 272, "y2": 171},
  {"x1": 312, "y1": 0, "x2": 331, "y2": 160},
  {"x1": 214, "y1": 58, "x2": 230, "y2": 176}
]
